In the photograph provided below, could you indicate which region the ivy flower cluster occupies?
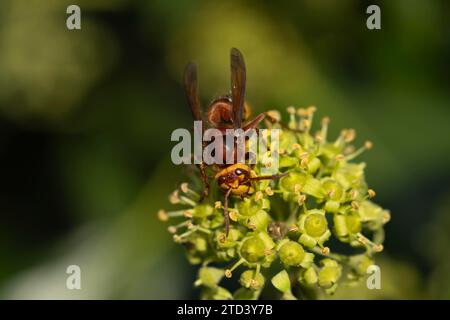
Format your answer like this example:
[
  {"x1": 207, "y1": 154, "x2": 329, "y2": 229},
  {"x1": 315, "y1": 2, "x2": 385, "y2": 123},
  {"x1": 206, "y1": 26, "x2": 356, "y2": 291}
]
[{"x1": 158, "y1": 107, "x2": 390, "y2": 300}]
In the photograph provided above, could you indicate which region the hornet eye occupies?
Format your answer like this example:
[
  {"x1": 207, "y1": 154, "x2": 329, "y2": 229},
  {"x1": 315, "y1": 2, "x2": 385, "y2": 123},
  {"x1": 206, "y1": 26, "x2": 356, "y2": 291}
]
[
  {"x1": 218, "y1": 176, "x2": 226, "y2": 184},
  {"x1": 235, "y1": 168, "x2": 244, "y2": 176}
]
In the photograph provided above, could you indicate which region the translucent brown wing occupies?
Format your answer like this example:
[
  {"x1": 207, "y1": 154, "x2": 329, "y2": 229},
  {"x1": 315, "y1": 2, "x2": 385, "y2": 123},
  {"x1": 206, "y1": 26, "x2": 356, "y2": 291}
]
[
  {"x1": 230, "y1": 48, "x2": 246, "y2": 128},
  {"x1": 184, "y1": 62, "x2": 202, "y2": 121}
]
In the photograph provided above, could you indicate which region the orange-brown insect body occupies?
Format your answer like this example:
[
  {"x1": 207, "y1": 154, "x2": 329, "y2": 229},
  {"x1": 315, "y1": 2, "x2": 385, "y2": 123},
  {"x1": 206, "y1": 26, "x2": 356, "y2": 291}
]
[
  {"x1": 183, "y1": 48, "x2": 286, "y2": 236},
  {"x1": 207, "y1": 96, "x2": 252, "y2": 129}
]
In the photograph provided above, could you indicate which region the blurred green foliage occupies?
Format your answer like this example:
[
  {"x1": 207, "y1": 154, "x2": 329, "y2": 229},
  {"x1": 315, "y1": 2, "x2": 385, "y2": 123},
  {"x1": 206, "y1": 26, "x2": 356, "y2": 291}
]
[{"x1": 0, "y1": 0, "x2": 449, "y2": 299}]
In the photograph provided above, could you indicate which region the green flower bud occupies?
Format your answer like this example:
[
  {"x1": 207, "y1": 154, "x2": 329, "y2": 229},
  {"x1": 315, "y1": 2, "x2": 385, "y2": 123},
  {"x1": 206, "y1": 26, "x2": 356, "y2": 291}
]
[
  {"x1": 304, "y1": 213, "x2": 328, "y2": 237},
  {"x1": 185, "y1": 234, "x2": 210, "y2": 264},
  {"x1": 333, "y1": 213, "x2": 361, "y2": 241},
  {"x1": 279, "y1": 241, "x2": 305, "y2": 267},
  {"x1": 280, "y1": 171, "x2": 324, "y2": 198},
  {"x1": 322, "y1": 179, "x2": 344, "y2": 201},
  {"x1": 240, "y1": 236, "x2": 266, "y2": 263},
  {"x1": 318, "y1": 259, "x2": 342, "y2": 289},
  {"x1": 325, "y1": 200, "x2": 340, "y2": 213},
  {"x1": 246, "y1": 209, "x2": 270, "y2": 231},
  {"x1": 210, "y1": 210, "x2": 225, "y2": 228},
  {"x1": 334, "y1": 163, "x2": 366, "y2": 190},
  {"x1": 298, "y1": 209, "x2": 331, "y2": 248},
  {"x1": 307, "y1": 157, "x2": 321, "y2": 174},
  {"x1": 236, "y1": 196, "x2": 270, "y2": 217},
  {"x1": 201, "y1": 286, "x2": 233, "y2": 300},
  {"x1": 193, "y1": 204, "x2": 213, "y2": 218},
  {"x1": 262, "y1": 251, "x2": 277, "y2": 268},
  {"x1": 346, "y1": 213, "x2": 362, "y2": 234},
  {"x1": 358, "y1": 200, "x2": 388, "y2": 229},
  {"x1": 298, "y1": 234, "x2": 316, "y2": 248},
  {"x1": 349, "y1": 254, "x2": 374, "y2": 276},
  {"x1": 280, "y1": 171, "x2": 306, "y2": 193},
  {"x1": 197, "y1": 267, "x2": 224, "y2": 288},
  {"x1": 298, "y1": 132, "x2": 315, "y2": 149},
  {"x1": 186, "y1": 233, "x2": 208, "y2": 254},
  {"x1": 213, "y1": 287, "x2": 233, "y2": 300},
  {"x1": 233, "y1": 287, "x2": 261, "y2": 300},
  {"x1": 333, "y1": 214, "x2": 348, "y2": 238},
  {"x1": 271, "y1": 269, "x2": 297, "y2": 300},
  {"x1": 320, "y1": 143, "x2": 342, "y2": 160},
  {"x1": 187, "y1": 255, "x2": 202, "y2": 265},
  {"x1": 257, "y1": 231, "x2": 276, "y2": 250},
  {"x1": 271, "y1": 270, "x2": 291, "y2": 293},
  {"x1": 279, "y1": 156, "x2": 299, "y2": 168},
  {"x1": 162, "y1": 107, "x2": 390, "y2": 300},
  {"x1": 300, "y1": 252, "x2": 315, "y2": 268},
  {"x1": 226, "y1": 248, "x2": 237, "y2": 259},
  {"x1": 239, "y1": 270, "x2": 265, "y2": 291},
  {"x1": 195, "y1": 236, "x2": 208, "y2": 252},
  {"x1": 302, "y1": 175, "x2": 324, "y2": 198},
  {"x1": 301, "y1": 267, "x2": 318, "y2": 285},
  {"x1": 300, "y1": 175, "x2": 323, "y2": 198},
  {"x1": 216, "y1": 228, "x2": 241, "y2": 249}
]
